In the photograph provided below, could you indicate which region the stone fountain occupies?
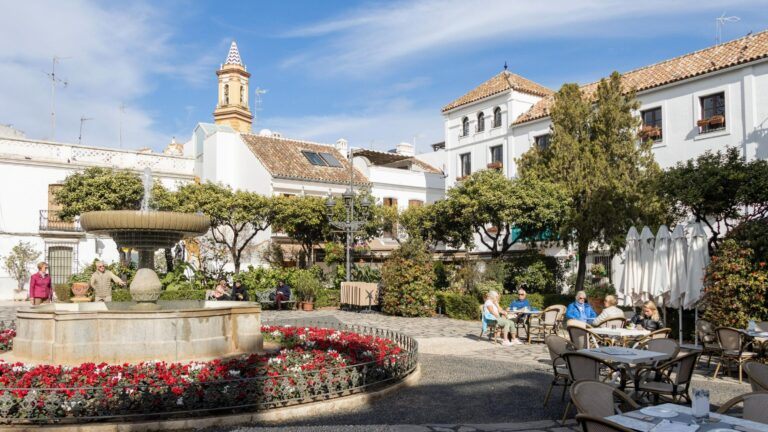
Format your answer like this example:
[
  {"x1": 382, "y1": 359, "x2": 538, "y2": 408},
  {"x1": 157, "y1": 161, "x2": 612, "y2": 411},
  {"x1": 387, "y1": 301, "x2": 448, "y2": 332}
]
[{"x1": 11, "y1": 169, "x2": 263, "y2": 364}]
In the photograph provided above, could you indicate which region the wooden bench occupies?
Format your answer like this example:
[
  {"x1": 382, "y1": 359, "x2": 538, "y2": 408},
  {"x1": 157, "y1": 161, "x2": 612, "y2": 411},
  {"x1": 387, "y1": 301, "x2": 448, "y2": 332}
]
[{"x1": 255, "y1": 291, "x2": 296, "y2": 310}]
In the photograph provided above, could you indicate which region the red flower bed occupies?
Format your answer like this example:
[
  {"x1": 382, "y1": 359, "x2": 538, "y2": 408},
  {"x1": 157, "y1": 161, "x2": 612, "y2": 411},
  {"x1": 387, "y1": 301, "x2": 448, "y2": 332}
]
[
  {"x1": 0, "y1": 326, "x2": 409, "y2": 422},
  {"x1": 0, "y1": 328, "x2": 14, "y2": 352}
]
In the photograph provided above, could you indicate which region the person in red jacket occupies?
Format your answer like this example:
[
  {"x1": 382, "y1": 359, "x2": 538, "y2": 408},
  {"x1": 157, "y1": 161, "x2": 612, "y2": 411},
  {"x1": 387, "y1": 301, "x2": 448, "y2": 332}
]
[{"x1": 29, "y1": 262, "x2": 52, "y2": 305}]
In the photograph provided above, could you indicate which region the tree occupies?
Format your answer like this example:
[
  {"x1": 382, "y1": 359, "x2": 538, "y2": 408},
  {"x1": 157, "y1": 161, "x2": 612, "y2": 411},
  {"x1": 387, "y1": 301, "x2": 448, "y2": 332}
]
[
  {"x1": 660, "y1": 147, "x2": 768, "y2": 252},
  {"x1": 54, "y1": 167, "x2": 144, "y2": 221},
  {"x1": 272, "y1": 196, "x2": 328, "y2": 267},
  {"x1": 443, "y1": 169, "x2": 569, "y2": 258},
  {"x1": 518, "y1": 72, "x2": 665, "y2": 291},
  {"x1": 2, "y1": 241, "x2": 41, "y2": 292},
  {"x1": 170, "y1": 182, "x2": 273, "y2": 273},
  {"x1": 381, "y1": 237, "x2": 436, "y2": 317}
]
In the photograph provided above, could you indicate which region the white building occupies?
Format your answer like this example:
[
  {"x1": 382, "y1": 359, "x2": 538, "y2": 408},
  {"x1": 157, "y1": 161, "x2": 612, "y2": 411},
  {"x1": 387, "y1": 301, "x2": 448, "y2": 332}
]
[{"x1": 440, "y1": 30, "x2": 768, "y2": 273}]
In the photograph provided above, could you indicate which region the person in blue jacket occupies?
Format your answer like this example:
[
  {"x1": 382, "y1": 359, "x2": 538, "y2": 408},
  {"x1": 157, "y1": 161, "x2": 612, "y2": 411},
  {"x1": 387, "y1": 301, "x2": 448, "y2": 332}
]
[
  {"x1": 508, "y1": 289, "x2": 530, "y2": 311},
  {"x1": 565, "y1": 290, "x2": 597, "y2": 325}
]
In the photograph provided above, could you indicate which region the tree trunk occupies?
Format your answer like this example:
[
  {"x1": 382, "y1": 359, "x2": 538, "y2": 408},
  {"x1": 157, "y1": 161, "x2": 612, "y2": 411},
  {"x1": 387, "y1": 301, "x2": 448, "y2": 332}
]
[
  {"x1": 575, "y1": 242, "x2": 589, "y2": 292},
  {"x1": 164, "y1": 248, "x2": 174, "y2": 273}
]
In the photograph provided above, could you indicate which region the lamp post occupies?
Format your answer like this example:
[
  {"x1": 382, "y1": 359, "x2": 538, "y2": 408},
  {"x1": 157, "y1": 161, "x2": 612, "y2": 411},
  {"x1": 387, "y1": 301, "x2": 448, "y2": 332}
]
[{"x1": 325, "y1": 149, "x2": 371, "y2": 282}]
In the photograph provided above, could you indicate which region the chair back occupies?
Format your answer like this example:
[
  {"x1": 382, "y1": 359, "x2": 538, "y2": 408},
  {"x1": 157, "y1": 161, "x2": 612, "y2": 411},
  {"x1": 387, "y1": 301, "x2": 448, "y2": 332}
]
[
  {"x1": 744, "y1": 361, "x2": 768, "y2": 392},
  {"x1": 562, "y1": 352, "x2": 609, "y2": 382},
  {"x1": 599, "y1": 317, "x2": 627, "y2": 329},
  {"x1": 648, "y1": 328, "x2": 671, "y2": 339},
  {"x1": 576, "y1": 414, "x2": 634, "y2": 432},
  {"x1": 568, "y1": 325, "x2": 591, "y2": 349},
  {"x1": 716, "y1": 392, "x2": 768, "y2": 424},
  {"x1": 541, "y1": 305, "x2": 562, "y2": 325},
  {"x1": 696, "y1": 319, "x2": 717, "y2": 344},
  {"x1": 715, "y1": 327, "x2": 743, "y2": 351},
  {"x1": 570, "y1": 381, "x2": 619, "y2": 417},
  {"x1": 756, "y1": 321, "x2": 768, "y2": 332},
  {"x1": 546, "y1": 335, "x2": 574, "y2": 364},
  {"x1": 643, "y1": 338, "x2": 680, "y2": 358},
  {"x1": 668, "y1": 351, "x2": 700, "y2": 386}
]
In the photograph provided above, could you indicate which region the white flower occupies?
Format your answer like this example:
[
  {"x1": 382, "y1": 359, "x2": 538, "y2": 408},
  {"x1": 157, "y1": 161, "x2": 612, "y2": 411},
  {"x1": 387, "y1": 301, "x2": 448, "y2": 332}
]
[{"x1": 176, "y1": 397, "x2": 184, "y2": 406}]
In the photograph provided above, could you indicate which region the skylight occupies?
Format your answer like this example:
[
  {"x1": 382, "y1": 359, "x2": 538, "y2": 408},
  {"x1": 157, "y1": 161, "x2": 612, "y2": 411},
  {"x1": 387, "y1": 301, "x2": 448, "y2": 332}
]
[
  {"x1": 302, "y1": 150, "x2": 343, "y2": 168},
  {"x1": 319, "y1": 152, "x2": 343, "y2": 167}
]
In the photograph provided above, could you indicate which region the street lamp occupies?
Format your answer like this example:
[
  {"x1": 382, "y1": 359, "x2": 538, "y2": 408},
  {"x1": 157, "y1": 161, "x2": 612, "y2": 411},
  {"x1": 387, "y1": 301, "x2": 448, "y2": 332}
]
[{"x1": 326, "y1": 150, "x2": 371, "y2": 282}]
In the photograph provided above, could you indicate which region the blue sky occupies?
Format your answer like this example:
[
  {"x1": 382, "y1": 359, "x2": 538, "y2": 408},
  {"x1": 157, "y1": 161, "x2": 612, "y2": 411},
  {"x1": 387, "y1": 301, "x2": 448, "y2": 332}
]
[{"x1": 1, "y1": 0, "x2": 767, "y2": 153}]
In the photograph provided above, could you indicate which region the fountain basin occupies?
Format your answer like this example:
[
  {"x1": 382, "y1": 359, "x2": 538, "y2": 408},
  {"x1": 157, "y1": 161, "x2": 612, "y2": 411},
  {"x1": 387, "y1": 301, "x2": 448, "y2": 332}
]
[
  {"x1": 13, "y1": 301, "x2": 263, "y2": 365},
  {"x1": 79, "y1": 210, "x2": 210, "y2": 250}
]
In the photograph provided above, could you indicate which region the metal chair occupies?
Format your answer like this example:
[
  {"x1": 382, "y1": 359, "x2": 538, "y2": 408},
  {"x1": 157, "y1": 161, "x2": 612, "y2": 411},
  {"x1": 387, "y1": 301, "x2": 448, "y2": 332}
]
[
  {"x1": 638, "y1": 338, "x2": 680, "y2": 359},
  {"x1": 561, "y1": 352, "x2": 626, "y2": 421},
  {"x1": 544, "y1": 335, "x2": 575, "y2": 406},
  {"x1": 575, "y1": 414, "x2": 634, "y2": 432},
  {"x1": 716, "y1": 392, "x2": 768, "y2": 424},
  {"x1": 634, "y1": 351, "x2": 700, "y2": 404},
  {"x1": 597, "y1": 317, "x2": 627, "y2": 329},
  {"x1": 631, "y1": 328, "x2": 671, "y2": 348},
  {"x1": 744, "y1": 361, "x2": 768, "y2": 392},
  {"x1": 568, "y1": 325, "x2": 610, "y2": 349},
  {"x1": 530, "y1": 305, "x2": 566, "y2": 341},
  {"x1": 714, "y1": 327, "x2": 758, "y2": 383},
  {"x1": 696, "y1": 319, "x2": 722, "y2": 367},
  {"x1": 570, "y1": 380, "x2": 639, "y2": 418}
]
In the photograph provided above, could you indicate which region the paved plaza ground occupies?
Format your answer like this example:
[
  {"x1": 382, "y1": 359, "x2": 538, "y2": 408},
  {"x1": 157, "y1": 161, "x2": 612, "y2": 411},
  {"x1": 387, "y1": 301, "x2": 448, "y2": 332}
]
[{"x1": 0, "y1": 303, "x2": 753, "y2": 432}]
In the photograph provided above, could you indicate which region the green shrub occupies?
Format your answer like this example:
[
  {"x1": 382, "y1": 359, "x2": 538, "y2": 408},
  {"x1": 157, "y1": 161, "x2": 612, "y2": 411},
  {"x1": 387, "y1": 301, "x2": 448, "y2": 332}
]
[
  {"x1": 474, "y1": 280, "x2": 503, "y2": 302},
  {"x1": 70, "y1": 259, "x2": 136, "y2": 288},
  {"x1": 111, "y1": 289, "x2": 132, "y2": 302},
  {"x1": 505, "y1": 252, "x2": 563, "y2": 293},
  {"x1": 702, "y1": 240, "x2": 768, "y2": 328},
  {"x1": 433, "y1": 261, "x2": 450, "y2": 290},
  {"x1": 315, "y1": 288, "x2": 340, "y2": 308},
  {"x1": 159, "y1": 289, "x2": 207, "y2": 301},
  {"x1": 727, "y1": 218, "x2": 768, "y2": 264},
  {"x1": 54, "y1": 284, "x2": 72, "y2": 302},
  {"x1": 543, "y1": 293, "x2": 573, "y2": 308},
  {"x1": 436, "y1": 292, "x2": 480, "y2": 320},
  {"x1": 381, "y1": 238, "x2": 435, "y2": 317},
  {"x1": 293, "y1": 270, "x2": 323, "y2": 303}
]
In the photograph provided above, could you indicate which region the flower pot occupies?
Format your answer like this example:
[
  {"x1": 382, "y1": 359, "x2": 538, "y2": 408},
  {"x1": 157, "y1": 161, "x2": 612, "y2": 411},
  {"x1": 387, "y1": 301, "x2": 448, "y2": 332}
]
[
  {"x1": 697, "y1": 118, "x2": 711, "y2": 127},
  {"x1": 71, "y1": 282, "x2": 89, "y2": 298},
  {"x1": 486, "y1": 161, "x2": 503, "y2": 169},
  {"x1": 709, "y1": 115, "x2": 725, "y2": 126},
  {"x1": 302, "y1": 301, "x2": 314, "y2": 311}
]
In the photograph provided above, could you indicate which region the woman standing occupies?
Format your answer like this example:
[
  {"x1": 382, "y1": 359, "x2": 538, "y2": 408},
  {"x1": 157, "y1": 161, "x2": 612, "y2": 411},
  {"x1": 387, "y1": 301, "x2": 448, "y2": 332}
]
[{"x1": 29, "y1": 262, "x2": 52, "y2": 305}]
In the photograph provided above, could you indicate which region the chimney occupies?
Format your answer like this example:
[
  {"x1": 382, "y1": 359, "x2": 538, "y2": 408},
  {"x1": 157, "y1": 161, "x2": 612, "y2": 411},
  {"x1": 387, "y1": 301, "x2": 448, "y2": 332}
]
[
  {"x1": 395, "y1": 142, "x2": 415, "y2": 156},
  {"x1": 336, "y1": 138, "x2": 349, "y2": 158}
]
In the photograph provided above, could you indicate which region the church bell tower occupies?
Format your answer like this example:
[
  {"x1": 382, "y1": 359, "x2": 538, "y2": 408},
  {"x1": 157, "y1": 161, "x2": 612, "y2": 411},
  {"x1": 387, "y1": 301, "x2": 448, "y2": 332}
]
[{"x1": 213, "y1": 41, "x2": 253, "y2": 133}]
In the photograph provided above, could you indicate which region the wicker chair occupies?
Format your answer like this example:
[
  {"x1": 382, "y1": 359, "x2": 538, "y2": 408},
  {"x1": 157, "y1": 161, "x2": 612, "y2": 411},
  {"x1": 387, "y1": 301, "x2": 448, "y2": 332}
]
[
  {"x1": 568, "y1": 325, "x2": 611, "y2": 349},
  {"x1": 630, "y1": 328, "x2": 671, "y2": 348},
  {"x1": 530, "y1": 305, "x2": 566, "y2": 342},
  {"x1": 744, "y1": 361, "x2": 768, "y2": 392},
  {"x1": 575, "y1": 414, "x2": 634, "y2": 432},
  {"x1": 714, "y1": 327, "x2": 758, "y2": 383},
  {"x1": 570, "y1": 380, "x2": 639, "y2": 417},
  {"x1": 561, "y1": 352, "x2": 626, "y2": 421},
  {"x1": 716, "y1": 392, "x2": 768, "y2": 424},
  {"x1": 634, "y1": 351, "x2": 700, "y2": 404},
  {"x1": 696, "y1": 319, "x2": 722, "y2": 367},
  {"x1": 543, "y1": 335, "x2": 575, "y2": 406},
  {"x1": 638, "y1": 338, "x2": 680, "y2": 359},
  {"x1": 597, "y1": 317, "x2": 627, "y2": 329}
]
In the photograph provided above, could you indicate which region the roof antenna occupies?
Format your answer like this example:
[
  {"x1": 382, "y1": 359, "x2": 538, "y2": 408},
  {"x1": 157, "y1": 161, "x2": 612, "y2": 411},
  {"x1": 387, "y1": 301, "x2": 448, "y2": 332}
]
[
  {"x1": 45, "y1": 56, "x2": 70, "y2": 141},
  {"x1": 716, "y1": 13, "x2": 740, "y2": 44},
  {"x1": 503, "y1": 61, "x2": 508, "y2": 71},
  {"x1": 78, "y1": 116, "x2": 93, "y2": 145},
  {"x1": 254, "y1": 87, "x2": 267, "y2": 126}
]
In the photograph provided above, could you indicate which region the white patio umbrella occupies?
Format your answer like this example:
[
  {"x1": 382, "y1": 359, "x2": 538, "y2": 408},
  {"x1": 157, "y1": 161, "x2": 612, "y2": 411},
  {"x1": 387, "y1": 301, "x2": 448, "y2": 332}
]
[
  {"x1": 651, "y1": 225, "x2": 671, "y2": 302},
  {"x1": 668, "y1": 225, "x2": 688, "y2": 342},
  {"x1": 685, "y1": 222, "x2": 711, "y2": 345},
  {"x1": 619, "y1": 227, "x2": 641, "y2": 306},
  {"x1": 638, "y1": 226, "x2": 656, "y2": 304}
]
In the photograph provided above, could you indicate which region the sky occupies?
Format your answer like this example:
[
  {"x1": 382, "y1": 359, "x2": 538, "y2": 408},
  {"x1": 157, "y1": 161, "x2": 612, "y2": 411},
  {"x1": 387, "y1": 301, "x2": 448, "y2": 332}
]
[{"x1": 1, "y1": 0, "x2": 768, "y2": 154}]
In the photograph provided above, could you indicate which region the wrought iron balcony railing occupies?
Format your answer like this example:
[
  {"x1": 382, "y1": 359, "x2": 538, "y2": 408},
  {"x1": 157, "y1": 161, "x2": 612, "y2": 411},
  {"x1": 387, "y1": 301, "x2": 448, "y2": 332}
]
[{"x1": 39, "y1": 210, "x2": 82, "y2": 232}]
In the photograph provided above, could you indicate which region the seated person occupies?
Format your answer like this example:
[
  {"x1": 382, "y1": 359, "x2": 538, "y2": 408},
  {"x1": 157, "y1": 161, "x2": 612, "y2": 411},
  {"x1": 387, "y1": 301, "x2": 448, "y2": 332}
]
[
  {"x1": 231, "y1": 280, "x2": 249, "y2": 301},
  {"x1": 212, "y1": 279, "x2": 231, "y2": 301},
  {"x1": 483, "y1": 290, "x2": 522, "y2": 346},
  {"x1": 630, "y1": 300, "x2": 664, "y2": 331},
  {"x1": 275, "y1": 280, "x2": 291, "y2": 310},
  {"x1": 565, "y1": 290, "x2": 597, "y2": 325},
  {"x1": 592, "y1": 295, "x2": 625, "y2": 327},
  {"x1": 507, "y1": 288, "x2": 532, "y2": 324}
]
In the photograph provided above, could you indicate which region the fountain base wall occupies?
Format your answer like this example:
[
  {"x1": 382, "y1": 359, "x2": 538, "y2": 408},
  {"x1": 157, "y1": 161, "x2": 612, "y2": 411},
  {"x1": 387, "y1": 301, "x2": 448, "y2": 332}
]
[{"x1": 13, "y1": 301, "x2": 263, "y2": 364}]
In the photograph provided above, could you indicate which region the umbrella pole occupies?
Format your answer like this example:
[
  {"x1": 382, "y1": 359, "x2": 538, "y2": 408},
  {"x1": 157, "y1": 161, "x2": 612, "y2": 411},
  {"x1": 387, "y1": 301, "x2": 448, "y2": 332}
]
[
  {"x1": 679, "y1": 306, "x2": 683, "y2": 344},
  {"x1": 694, "y1": 306, "x2": 699, "y2": 347}
]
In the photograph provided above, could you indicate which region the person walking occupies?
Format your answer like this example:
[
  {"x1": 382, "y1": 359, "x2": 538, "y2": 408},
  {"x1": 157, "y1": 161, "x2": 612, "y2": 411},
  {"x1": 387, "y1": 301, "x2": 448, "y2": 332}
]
[
  {"x1": 89, "y1": 261, "x2": 125, "y2": 302},
  {"x1": 29, "y1": 262, "x2": 52, "y2": 305}
]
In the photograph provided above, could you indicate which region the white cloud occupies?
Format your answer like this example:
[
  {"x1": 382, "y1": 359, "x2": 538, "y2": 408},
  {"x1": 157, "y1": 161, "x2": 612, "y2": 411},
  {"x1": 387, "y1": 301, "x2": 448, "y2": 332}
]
[
  {"x1": 282, "y1": 0, "x2": 760, "y2": 77},
  {"x1": 0, "y1": 1, "x2": 210, "y2": 150}
]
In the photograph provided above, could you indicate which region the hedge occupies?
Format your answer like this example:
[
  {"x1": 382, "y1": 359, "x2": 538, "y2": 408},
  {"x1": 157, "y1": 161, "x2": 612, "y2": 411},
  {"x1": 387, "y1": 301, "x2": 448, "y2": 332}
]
[
  {"x1": 436, "y1": 292, "x2": 480, "y2": 321},
  {"x1": 109, "y1": 289, "x2": 207, "y2": 302}
]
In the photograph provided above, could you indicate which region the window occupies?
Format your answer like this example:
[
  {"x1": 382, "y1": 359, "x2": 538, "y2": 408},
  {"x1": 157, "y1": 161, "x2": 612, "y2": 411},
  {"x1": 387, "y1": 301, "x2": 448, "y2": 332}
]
[
  {"x1": 301, "y1": 150, "x2": 342, "y2": 168},
  {"x1": 461, "y1": 117, "x2": 469, "y2": 137},
  {"x1": 319, "y1": 152, "x2": 343, "y2": 167},
  {"x1": 223, "y1": 84, "x2": 229, "y2": 105},
  {"x1": 383, "y1": 197, "x2": 398, "y2": 207},
  {"x1": 459, "y1": 153, "x2": 471, "y2": 177},
  {"x1": 641, "y1": 107, "x2": 663, "y2": 141},
  {"x1": 490, "y1": 145, "x2": 503, "y2": 164},
  {"x1": 47, "y1": 246, "x2": 73, "y2": 286},
  {"x1": 408, "y1": 199, "x2": 423, "y2": 208},
  {"x1": 477, "y1": 112, "x2": 485, "y2": 132},
  {"x1": 700, "y1": 92, "x2": 725, "y2": 133},
  {"x1": 493, "y1": 107, "x2": 502, "y2": 128},
  {"x1": 534, "y1": 134, "x2": 551, "y2": 150}
]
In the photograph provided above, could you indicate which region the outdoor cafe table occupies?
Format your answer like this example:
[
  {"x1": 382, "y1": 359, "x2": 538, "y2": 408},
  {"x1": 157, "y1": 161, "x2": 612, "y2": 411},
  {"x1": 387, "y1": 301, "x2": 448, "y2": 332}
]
[
  {"x1": 607, "y1": 402, "x2": 768, "y2": 431},
  {"x1": 592, "y1": 327, "x2": 651, "y2": 346},
  {"x1": 579, "y1": 347, "x2": 671, "y2": 389},
  {"x1": 510, "y1": 309, "x2": 542, "y2": 343}
]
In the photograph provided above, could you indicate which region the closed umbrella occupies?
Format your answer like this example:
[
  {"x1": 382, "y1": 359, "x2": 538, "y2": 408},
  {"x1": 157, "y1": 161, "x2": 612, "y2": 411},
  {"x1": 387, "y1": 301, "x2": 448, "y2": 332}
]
[
  {"x1": 651, "y1": 225, "x2": 671, "y2": 301},
  {"x1": 638, "y1": 226, "x2": 655, "y2": 304},
  {"x1": 668, "y1": 225, "x2": 688, "y2": 342},
  {"x1": 684, "y1": 222, "x2": 710, "y2": 310},
  {"x1": 619, "y1": 227, "x2": 641, "y2": 306}
]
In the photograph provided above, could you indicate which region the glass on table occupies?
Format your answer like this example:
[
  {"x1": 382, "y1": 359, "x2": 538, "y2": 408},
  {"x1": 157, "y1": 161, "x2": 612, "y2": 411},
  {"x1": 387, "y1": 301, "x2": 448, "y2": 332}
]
[{"x1": 691, "y1": 388, "x2": 710, "y2": 423}]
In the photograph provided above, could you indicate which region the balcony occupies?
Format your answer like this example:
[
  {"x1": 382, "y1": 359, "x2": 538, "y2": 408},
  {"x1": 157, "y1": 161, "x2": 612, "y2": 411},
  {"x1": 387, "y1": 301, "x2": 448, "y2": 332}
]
[{"x1": 39, "y1": 210, "x2": 82, "y2": 232}]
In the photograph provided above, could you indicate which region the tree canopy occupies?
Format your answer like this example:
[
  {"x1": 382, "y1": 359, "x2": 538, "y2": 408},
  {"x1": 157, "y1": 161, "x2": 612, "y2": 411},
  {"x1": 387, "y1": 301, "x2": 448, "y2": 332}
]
[
  {"x1": 54, "y1": 167, "x2": 144, "y2": 221},
  {"x1": 518, "y1": 72, "x2": 665, "y2": 290},
  {"x1": 1, "y1": 241, "x2": 41, "y2": 290},
  {"x1": 272, "y1": 195, "x2": 328, "y2": 267}
]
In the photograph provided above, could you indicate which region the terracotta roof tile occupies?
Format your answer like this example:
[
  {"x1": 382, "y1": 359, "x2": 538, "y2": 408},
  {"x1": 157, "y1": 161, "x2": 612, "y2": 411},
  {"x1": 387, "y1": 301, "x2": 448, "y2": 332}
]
[
  {"x1": 240, "y1": 134, "x2": 369, "y2": 186},
  {"x1": 513, "y1": 29, "x2": 768, "y2": 125},
  {"x1": 442, "y1": 71, "x2": 553, "y2": 112}
]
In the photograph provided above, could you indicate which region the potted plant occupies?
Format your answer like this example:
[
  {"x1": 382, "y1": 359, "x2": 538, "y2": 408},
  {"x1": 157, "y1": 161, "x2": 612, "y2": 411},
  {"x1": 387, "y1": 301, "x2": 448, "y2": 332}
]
[
  {"x1": 697, "y1": 118, "x2": 711, "y2": 128},
  {"x1": 293, "y1": 270, "x2": 322, "y2": 311},
  {"x1": 486, "y1": 161, "x2": 503, "y2": 169},
  {"x1": 709, "y1": 115, "x2": 725, "y2": 126},
  {"x1": 638, "y1": 125, "x2": 661, "y2": 140}
]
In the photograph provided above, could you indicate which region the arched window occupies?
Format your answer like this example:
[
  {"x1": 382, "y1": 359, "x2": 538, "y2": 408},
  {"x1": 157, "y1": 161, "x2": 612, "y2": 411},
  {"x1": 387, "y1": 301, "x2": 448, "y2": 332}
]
[
  {"x1": 223, "y1": 84, "x2": 229, "y2": 105},
  {"x1": 477, "y1": 112, "x2": 485, "y2": 132},
  {"x1": 493, "y1": 107, "x2": 502, "y2": 128},
  {"x1": 461, "y1": 117, "x2": 469, "y2": 137},
  {"x1": 240, "y1": 85, "x2": 245, "y2": 105}
]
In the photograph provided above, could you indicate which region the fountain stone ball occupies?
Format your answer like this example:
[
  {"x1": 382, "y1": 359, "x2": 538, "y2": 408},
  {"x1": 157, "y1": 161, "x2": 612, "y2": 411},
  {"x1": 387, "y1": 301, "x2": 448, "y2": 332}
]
[{"x1": 79, "y1": 210, "x2": 210, "y2": 306}]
